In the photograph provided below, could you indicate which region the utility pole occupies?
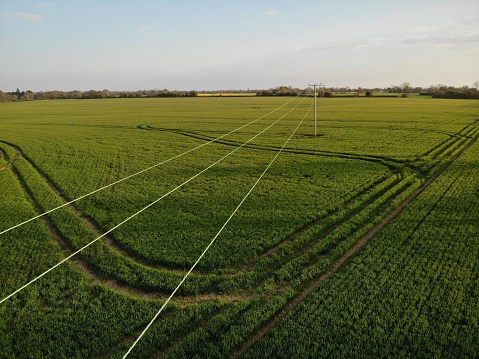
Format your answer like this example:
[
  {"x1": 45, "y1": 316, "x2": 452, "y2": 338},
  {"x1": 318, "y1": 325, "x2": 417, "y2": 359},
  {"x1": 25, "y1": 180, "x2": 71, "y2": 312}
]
[{"x1": 308, "y1": 83, "x2": 321, "y2": 137}]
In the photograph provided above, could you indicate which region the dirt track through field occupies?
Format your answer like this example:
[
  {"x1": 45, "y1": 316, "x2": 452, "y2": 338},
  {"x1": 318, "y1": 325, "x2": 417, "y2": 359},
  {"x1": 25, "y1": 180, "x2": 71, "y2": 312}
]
[
  {"x1": 230, "y1": 132, "x2": 479, "y2": 358},
  {"x1": 5, "y1": 143, "x2": 255, "y2": 302}
]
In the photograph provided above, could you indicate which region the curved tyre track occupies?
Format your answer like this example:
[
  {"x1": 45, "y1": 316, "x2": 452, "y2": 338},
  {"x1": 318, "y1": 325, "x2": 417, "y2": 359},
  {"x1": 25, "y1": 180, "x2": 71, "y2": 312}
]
[
  {"x1": 4, "y1": 142, "x2": 271, "y2": 300},
  {"x1": 8, "y1": 157, "x2": 248, "y2": 303},
  {"x1": 231, "y1": 132, "x2": 479, "y2": 358},
  {"x1": 2, "y1": 143, "x2": 205, "y2": 299}
]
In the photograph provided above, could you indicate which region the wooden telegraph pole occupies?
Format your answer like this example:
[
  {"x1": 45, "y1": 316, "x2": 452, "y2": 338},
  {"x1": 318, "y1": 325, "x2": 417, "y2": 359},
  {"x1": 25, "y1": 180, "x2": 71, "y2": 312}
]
[{"x1": 308, "y1": 83, "x2": 321, "y2": 137}]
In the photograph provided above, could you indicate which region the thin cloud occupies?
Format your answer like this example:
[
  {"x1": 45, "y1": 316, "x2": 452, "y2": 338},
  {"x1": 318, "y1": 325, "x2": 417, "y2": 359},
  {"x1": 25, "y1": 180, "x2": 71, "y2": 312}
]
[
  {"x1": 310, "y1": 16, "x2": 479, "y2": 53},
  {"x1": 314, "y1": 38, "x2": 388, "y2": 52},
  {"x1": 351, "y1": 39, "x2": 385, "y2": 50},
  {"x1": 396, "y1": 17, "x2": 479, "y2": 48},
  {"x1": 1, "y1": 12, "x2": 42, "y2": 21}
]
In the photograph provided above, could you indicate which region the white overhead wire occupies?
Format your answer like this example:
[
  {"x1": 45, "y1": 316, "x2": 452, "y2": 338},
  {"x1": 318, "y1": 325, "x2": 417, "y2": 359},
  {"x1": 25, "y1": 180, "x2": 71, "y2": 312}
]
[
  {"x1": 122, "y1": 102, "x2": 312, "y2": 358},
  {"x1": 0, "y1": 96, "x2": 307, "y2": 305},
  {"x1": 0, "y1": 95, "x2": 298, "y2": 236}
]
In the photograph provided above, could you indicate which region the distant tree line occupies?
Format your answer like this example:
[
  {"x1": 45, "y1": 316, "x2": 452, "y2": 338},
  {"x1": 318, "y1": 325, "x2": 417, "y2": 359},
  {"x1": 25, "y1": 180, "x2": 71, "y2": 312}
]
[
  {"x1": 256, "y1": 86, "x2": 303, "y2": 96},
  {"x1": 0, "y1": 88, "x2": 198, "y2": 102},
  {"x1": 1, "y1": 82, "x2": 478, "y2": 102},
  {"x1": 255, "y1": 83, "x2": 479, "y2": 98},
  {"x1": 425, "y1": 84, "x2": 479, "y2": 99},
  {"x1": 381, "y1": 82, "x2": 479, "y2": 99}
]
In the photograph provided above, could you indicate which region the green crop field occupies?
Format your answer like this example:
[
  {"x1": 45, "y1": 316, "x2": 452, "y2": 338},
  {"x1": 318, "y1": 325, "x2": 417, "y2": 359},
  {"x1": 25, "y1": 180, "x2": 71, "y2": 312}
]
[{"x1": 0, "y1": 96, "x2": 478, "y2": 358}]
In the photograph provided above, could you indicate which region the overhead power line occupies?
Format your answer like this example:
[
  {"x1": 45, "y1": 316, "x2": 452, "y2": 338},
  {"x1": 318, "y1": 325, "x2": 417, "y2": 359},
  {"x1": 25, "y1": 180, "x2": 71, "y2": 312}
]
[{"x1": 122, "y1": 101, "x2": 313, "y2": 359}]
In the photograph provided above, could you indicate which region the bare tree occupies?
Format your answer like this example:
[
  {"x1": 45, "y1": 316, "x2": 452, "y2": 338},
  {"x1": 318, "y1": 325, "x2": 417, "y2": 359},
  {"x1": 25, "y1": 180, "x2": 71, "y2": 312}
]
[{"x1": 400, "y1": 82, "x2": 411, "y2": 94}]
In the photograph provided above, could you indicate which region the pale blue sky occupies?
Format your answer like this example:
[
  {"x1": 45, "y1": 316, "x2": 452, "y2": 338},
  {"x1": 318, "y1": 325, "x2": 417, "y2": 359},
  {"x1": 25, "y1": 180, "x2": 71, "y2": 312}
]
[{"x1": 1, "y1": 0, "x2": 478, "y2": 91}]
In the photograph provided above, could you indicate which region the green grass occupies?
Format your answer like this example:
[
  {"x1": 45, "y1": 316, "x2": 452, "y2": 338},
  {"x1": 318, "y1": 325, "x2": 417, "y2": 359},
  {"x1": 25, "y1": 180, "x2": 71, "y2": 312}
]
[{"x1": 0, "y1": 96, "x2": 478, "y2": 357}]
